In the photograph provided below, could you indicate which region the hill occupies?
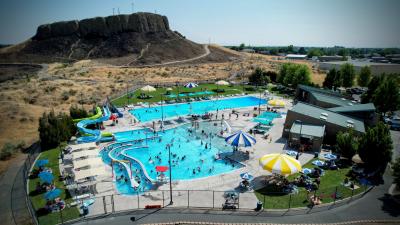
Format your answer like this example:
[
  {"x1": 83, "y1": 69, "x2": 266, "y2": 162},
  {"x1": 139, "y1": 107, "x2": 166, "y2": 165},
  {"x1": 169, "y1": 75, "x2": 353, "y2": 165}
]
[{"x1": 0, "y1": 12, "x2": 207, "y2": 65}]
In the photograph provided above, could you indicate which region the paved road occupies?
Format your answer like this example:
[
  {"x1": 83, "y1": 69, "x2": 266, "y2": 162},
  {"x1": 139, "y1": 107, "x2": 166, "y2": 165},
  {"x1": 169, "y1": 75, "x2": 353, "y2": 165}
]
[
  {"x1": 0, "y1": 153, "x2": 33, "y2": 225},
  {"x1": 73, "y1": 172, "x2": 399, "y2": 225}
]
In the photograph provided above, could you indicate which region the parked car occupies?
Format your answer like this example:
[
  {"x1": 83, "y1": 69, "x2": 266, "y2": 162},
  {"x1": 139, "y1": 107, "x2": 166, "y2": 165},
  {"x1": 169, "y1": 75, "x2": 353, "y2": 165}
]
[{"x1": 385, "y1": 116, "x2": 400, "y2": 130}]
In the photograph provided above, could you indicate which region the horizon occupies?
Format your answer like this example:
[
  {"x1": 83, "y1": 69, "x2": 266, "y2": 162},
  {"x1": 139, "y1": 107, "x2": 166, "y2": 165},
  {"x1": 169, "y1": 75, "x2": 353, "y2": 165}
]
[{"x1": 0, "y1": 0, "x2": 399, "y2": 48}]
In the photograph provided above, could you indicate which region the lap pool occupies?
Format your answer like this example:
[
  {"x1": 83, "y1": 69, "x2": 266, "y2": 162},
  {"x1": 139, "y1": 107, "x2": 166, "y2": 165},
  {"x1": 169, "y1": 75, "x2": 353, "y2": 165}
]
[
  {"x1": 130, "y1": 96, "x2": 266, "y2": 122},
  {"x1": 101, "y1": 122, "x2": 243, "y2": 194}
]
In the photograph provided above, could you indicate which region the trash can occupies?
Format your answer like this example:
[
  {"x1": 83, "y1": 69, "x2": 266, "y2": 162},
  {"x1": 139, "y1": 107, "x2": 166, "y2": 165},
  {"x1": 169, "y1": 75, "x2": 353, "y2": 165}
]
[
  {"x1": 82, "y1": 206, "x2": 89, "y2": 215},
  {"x1": 255, "y1": 201, "x2": 263, "y2": 211}
]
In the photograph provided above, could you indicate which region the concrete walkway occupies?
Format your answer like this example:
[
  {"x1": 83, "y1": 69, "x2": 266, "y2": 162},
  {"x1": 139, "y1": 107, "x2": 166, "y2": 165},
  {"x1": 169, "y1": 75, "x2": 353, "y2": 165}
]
[
  {"x1": 0, "y1": 153, "x2": 33, "y2": 225},
  {"x1": 72, "y1": 171, "x2": 400, "y2": 225}
]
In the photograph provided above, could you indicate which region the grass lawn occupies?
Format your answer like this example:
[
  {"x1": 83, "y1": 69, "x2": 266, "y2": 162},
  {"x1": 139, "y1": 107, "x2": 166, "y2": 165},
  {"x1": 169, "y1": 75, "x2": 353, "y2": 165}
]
[
  {"x1": 28, "y1": 144, "x2": 80, "y2": 225},
  {"x1": 255, "y1": 160, "x2": 366, "y2": 209},
  {"x1": 111, "y1": 83, "x2": 264, "y2": 106}
]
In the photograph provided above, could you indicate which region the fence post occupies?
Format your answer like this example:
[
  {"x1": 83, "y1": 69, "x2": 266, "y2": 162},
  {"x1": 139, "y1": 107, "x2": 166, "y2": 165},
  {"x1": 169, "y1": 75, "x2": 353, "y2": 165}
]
[
  {"x1": 263, "y1": 195, "x2": 266, "y2": 210},
  {"x1": 333, "y1": 186, "x2": 338, "y2": 204},
  {"x1": 111, "y1": 195, "x2": 115, "y2": 213},
  {"x1": 137, "y1": 191, "x2": 140, "y2": 209},
  {"x1": 288, "y1": 194, "x2": 292, "y2": 209},
  {"x1": 237, "y1": 193, "x2": 240, "y2": 209},
  {"x1": 187, "y1": 190, "x2": 190, "y2": 208},
  {"x1": 212, "y1": 191, "x2": 215, "y2": 208},
  {"x1": 162, "y1": 191, "x2": 165, "y2": 207},
  {"x1": 60, "y1": 207, "x2": 64, "y2": 224}
]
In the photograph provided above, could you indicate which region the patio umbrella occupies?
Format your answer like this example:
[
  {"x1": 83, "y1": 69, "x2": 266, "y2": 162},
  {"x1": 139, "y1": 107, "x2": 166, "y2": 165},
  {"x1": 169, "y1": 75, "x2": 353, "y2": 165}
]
[
  {"x1": 240, "y1": 172, "x2": 254, "y2": 180},
  {"x1": 38, "y1": 171, "x2": 54, "y2": 184},
  {"x1": 268, "y1": 99, "x2": 285, "y2": 107},
  {"x1": 156, "y1": 166, "x2": 169, "y2": 172},
  {"x1": 166, "y1": 87, "x2": 173, "y2": 91},
  {"x1": 225, "y1": 130, "x2": 256, "y2": 147},
  {"x1": 140, "y1": 85, "x2": 156, "y2": 92},
  {"x1": 259, "y1": 153, "x2": 302, "y2": 175},
  {"x1": 215, "y1": 80, "x2": 229, "y2": 85},
  {"x1": 184, "y1": 82, "x2": 198, "y2": 88},
  {"x1": 36, "y1": 159, "x2": 49, "y2": 167},
  {"x1": 352, "y1": 154, "x2": 364, "y2": 164},
  {"x1": 44, "y1": 188, "x2": 62, "y2": 200}
]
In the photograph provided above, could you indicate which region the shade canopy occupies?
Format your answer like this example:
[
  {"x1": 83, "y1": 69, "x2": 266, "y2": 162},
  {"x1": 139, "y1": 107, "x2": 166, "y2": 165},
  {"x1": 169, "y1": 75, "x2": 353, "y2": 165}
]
[
  {"x1": 184, "y1": 82, "x2": 198, "y2": 88},
  {"x1": 240, "y1": 172, "x2": 254, "y2": 180},
  {"x1": 215, "y1": 80, "x2": 229, "y2": 85},
  {"x1": 225, "y1": 130, "x2": 256, "y2": 147},
  {"x1": 259, "y1": 153, "x2": 302, "y2": 175},
  {"x1": 38, "y1": 171, "x2": 54, "y2": 184},
  {"x1": 140, "y1": 85, "x2": 156, "y2": 92},
  {"x1": 156, "y1": 166, "x2": 169, "y2": 172},
  {"x1": 268, "y1": 99, "x2": 285, "y2": 107},
  {"x1": 44, "y1": 188, "x2": 62, "y2": 200},
  {"x1": 36, "y1": 159, "x2": 49, "y2": 167}
]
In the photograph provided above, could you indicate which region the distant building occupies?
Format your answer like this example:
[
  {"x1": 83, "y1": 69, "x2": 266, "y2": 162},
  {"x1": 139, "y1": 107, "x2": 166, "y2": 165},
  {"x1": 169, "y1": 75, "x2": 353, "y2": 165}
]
[
  {"x1": 318, "y1": 60, "x2": 400, "y2": 75},
  {"x1": 240, "y1": 48, "x2": 255, "y2": 53},
  {"x1": 318, "y1": 55, "x2": 343, "y2": 62},
  {"x1": 286, "y1": 54, "x2": 307, "y2": 60}
]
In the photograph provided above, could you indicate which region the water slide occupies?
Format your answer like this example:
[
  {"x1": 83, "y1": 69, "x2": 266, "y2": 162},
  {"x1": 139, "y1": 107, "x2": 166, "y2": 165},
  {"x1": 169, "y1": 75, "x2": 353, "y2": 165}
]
[
  {"x1": 107, "y1": 96, "x2": 123, "y2": 118},
  {"x1": 76, "y1": 106, "x2": 113, "y2": 143}
]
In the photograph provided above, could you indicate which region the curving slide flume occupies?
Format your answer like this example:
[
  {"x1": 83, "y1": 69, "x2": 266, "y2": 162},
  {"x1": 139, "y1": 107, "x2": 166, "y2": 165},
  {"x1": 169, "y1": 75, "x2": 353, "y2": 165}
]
[{"x1": 75, "y1": 106, "x2": 113, "y2": 143}]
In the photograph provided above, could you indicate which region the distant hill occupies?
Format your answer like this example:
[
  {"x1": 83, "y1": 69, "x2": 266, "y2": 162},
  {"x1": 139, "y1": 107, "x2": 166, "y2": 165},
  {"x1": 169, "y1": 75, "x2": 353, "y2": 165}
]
[{"x1": 0, "y1": 12, "x2": 208, "y2": 65}]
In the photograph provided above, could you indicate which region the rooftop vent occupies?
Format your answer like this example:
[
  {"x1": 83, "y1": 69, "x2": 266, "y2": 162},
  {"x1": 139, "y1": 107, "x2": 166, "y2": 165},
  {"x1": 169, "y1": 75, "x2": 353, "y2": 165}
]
[
  {"x1": 320, "y1": 115, "x2": 328, "y2": 121},
  {"x1": 321, "y1": 112, "x2": 328, "y2": 116},
  {"x1": 341, "y1": 98, "x2": 346, "y2": 101},
  {"x1": 348, "y1": 103, "x2": 353, "y2": 106},
  {"x1": 346, "y1": 120, "x2": 354, "y2": 128}
]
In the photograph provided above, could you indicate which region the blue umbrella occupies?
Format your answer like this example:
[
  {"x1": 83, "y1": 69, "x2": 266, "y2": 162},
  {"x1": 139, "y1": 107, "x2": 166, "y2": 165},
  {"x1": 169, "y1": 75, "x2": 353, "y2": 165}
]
[
  {"x1": 184, "y1": 82, "x2": 198, "y2": 88},
  {"x1": 302, "y1": 168, "x2": 313, "y2": 174},
  {"x1": 240, "y1": 172, "x2": 254, "y2": 180},
  {"x1": 225, "y1": 131, "x2": 256, "y2": 147},
  {"x1": 36, "y1": 159, "x2": 49, "y2": 167},
  {"x1": 44, "y1": 188, "x2": 61, "y2": 200},
  {"x1": 38, "y1": 171, "x2": 54, "y2": 184}
]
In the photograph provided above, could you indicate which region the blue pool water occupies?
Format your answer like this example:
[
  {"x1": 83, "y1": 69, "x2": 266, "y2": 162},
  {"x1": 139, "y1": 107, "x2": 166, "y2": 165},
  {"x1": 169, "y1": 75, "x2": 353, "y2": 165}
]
[
  {"x1": 166, "y1": 90, "x2": 214, "y2": 98},
  {"x1": 101, "y1": 122, "x2": 243, "y2": 194},
  {"x1": 130, "y1": 96, "x2": 266, "y2": 122},
  {"x1": 253, "y1": 111, "x2": 281, "y2": 125}
]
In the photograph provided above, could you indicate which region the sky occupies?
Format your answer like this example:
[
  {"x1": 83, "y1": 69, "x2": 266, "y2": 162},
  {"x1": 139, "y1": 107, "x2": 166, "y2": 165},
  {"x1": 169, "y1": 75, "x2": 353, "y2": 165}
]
[{"x1": 0, "y1": 0, "x2": 399, "y2": 48}]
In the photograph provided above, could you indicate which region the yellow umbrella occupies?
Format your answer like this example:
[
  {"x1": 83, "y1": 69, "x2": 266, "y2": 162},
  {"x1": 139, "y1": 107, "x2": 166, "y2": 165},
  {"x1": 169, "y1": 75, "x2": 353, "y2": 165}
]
[
  {"x1": 259, "y1": 153, "x2": 302, "y2": 175},
  {"x1": 268, "y1": 99, "x2": 285, "y2": 107}
]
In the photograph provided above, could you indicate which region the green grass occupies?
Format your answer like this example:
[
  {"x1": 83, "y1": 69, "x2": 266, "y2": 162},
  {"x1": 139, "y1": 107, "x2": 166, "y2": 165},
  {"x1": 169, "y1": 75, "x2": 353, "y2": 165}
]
[
  {"x1": 28, "y1": 144, "x2": 80, "y2": 225},
  {"x1": 255, "y1": 160, "x2": 366, "y2": 209},
  {"x1": 111, "y1": 83, "x2": 264, "y2": 107}
]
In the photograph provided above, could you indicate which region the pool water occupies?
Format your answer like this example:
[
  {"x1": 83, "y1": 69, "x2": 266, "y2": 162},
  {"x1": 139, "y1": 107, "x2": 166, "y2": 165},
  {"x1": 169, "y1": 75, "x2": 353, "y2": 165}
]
[
  {"x1": 166, "y1": 91, "x2": 214, "y2": 98},
  {"x1": 130, "y1": 96, "x2": 266, "y2": 122},
  {"x1": 102, "y1": 122, "x2": 243, "y2": 194},
  {"x1": 253, "y1": 111, "x2": 281, "y2": 125}
]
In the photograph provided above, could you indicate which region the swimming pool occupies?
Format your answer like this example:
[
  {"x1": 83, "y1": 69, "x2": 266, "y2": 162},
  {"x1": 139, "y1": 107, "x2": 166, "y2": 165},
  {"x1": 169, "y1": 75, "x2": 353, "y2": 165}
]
[
  {"x1": 101, "y1": 122, "x2": 243, "y2": 194},
  {"x1": 166, "y1": 90, "x2": 214, "y2": 98},
  {"x1": 130, "y1": 96, "x2": 266, "y2": 122},
  {"x1": 253, "y1": 111, "x2": 281, "y2": 125}
]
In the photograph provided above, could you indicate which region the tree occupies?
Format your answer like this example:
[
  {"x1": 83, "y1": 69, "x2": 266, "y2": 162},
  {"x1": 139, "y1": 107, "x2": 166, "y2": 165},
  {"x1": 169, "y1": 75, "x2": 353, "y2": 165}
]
[
  {"x1": 239, "y1": 43, "x2": 245, "y2": 50},
  {"x1": 298, "y1": 47, "x2": 306, "y2": 55},
  {"x1": 357, "y1": 66, "x2": 371, "y2": 87},
  {"x1": 292, "y1": 64, "x2": 311, "y2": 87},
  {"x1": 307, "y1": 48, "x2": 321, "y2": 58},
  {"x1": 336, "y1": 129, "x2": 358, "y2": 159},
  {"x1": 361, "y1": 75, "x2": 383, "y2": 103},
  {"x1": 340, "y1": 63, "x2": 356, "y2": 87},
  {"x1": 323, "y1": 68, "x2": 337, "y2": 89},
  {"x1": 70, "y1": 105, "x2": 88, "y2": 119},
  {"x1": 358, "y1": 122, "x2": 393, "y2": 170},
  {"x1": 372, "y1": 76, "x2": 400, "y2": 115},
  {"x1": 265, "y1": 71, "x2": 278, "y2": 82},
  {"x1": 249, "y1": 68, "x2": 270, "y2": 86},
  {"x1": 393, "y1": 157, "x2": 400, "y2": 184},
  {"x1": 287, "y1": 45, "x2": 294, "y2": 53}
]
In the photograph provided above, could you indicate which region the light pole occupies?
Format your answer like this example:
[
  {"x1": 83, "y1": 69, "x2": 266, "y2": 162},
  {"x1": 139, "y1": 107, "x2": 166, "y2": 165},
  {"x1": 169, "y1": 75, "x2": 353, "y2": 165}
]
[
  {"x1": 258, "y1": 89, "x2": 262, "y2": 115},
  {"x1": 167, "y1": 144, "x2": 173, "y2": 205}
]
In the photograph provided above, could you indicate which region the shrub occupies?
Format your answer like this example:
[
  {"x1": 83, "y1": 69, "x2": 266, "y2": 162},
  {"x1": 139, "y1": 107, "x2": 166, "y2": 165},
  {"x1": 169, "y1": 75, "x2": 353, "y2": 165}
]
[
  {"x1": 61, "y1": 91, "x2": 70, "y2": 101},
  {"x1": 0, "y1": 143, "x2": 16, "y2": 160}
]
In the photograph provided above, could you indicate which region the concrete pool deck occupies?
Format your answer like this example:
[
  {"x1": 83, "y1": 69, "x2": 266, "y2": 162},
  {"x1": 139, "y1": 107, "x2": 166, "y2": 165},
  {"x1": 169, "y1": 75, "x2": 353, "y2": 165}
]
[{"x1": 70, "y1": 95, "x2": 315, "y2": 216}]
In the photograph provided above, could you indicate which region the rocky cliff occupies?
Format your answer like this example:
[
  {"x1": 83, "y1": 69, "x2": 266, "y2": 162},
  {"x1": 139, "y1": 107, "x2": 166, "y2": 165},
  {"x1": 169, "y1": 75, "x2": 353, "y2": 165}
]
[
  {"x1": 0, "y1": 12, "x2": 205, "y2": 65},
  {"x1": 34, "y1": 13, "x2": 170, "y2": 40}
]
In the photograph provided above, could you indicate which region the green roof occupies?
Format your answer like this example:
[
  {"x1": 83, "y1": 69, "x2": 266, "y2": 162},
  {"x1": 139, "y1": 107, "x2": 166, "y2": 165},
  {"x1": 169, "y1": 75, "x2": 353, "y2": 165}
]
[
  {"x1": 290, "y1": 122, "x2": 325, "y2": 138},
  {"x1": 290, "y1": 102, "x2": 365, "y2": 133},
  {"x1": 298, "y1": 85, "x2": 343, "y2": 97},
  {"x1": 310, "y1": 92, "x2": 356, "y2": 107},
  {"x1": 328, "y1": 103, "x2": 376, "y2": 113}
]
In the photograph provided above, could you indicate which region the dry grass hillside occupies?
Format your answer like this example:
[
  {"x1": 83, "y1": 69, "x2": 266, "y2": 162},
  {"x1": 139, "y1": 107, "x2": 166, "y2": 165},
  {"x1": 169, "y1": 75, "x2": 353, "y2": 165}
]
[{"x1": 0, "y1": 45, "x2": 326, "y2": 173}]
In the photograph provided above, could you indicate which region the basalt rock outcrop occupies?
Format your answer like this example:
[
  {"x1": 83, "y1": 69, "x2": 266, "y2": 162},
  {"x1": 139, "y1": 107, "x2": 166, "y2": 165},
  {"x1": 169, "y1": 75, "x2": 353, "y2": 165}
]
[
  {"x1": 0, "y1": 12, "x2": 205, "y2": 65},
  {"x1": 34, "y1": 13, "x2": 170, "y2": 40}
]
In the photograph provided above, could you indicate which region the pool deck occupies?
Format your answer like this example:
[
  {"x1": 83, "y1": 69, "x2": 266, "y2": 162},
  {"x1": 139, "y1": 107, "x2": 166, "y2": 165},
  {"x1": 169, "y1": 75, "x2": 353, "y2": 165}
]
[{"x1": 71, "y1": 94, "x2": 315, "y2": 215}]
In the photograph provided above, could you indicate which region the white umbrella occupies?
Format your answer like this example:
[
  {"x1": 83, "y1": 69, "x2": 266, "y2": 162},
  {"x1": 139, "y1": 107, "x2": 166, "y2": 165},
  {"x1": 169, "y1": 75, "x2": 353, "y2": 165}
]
[
  {"x1": 225, "y1": 130, "x2": 256, "y2": 147},
  {"x1": 140, "y1": 85, "x2": 156, "y2": 92},
  {"x1": 215, "y1": 80, "x2": 229, "y2": 85},
  {"x1": 184, "y1": 82, "x2": 198, "y2": 88},
  {"x1": 166, "y1": 87, "x2": 173, "y2": 91}
]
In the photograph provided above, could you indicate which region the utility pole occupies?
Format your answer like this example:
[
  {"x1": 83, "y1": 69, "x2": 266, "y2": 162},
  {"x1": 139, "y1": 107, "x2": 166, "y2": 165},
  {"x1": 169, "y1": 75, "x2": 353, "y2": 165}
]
[
  {"x1": 113, "y1": 8, "x2": 115, "y2": 15},
  {"x1": 131, "y1": 2, "x2": 134, "y2": 13}
]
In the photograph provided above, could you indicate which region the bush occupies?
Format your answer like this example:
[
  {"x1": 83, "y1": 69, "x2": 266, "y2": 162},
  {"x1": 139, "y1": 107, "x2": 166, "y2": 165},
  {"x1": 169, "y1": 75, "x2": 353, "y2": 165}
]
[
  {"x1": 0, "y1": 143, "x2": 16, "y2": 160},
  {"x1": 69, "y1": 105, "x2": 88, "y2": 119},
  {"x1": 393, "y1": 157, "x2": 400, "y2": 184},
  {"x1": 61, "y1": 91, "x2": 70, "y2": 101}
]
